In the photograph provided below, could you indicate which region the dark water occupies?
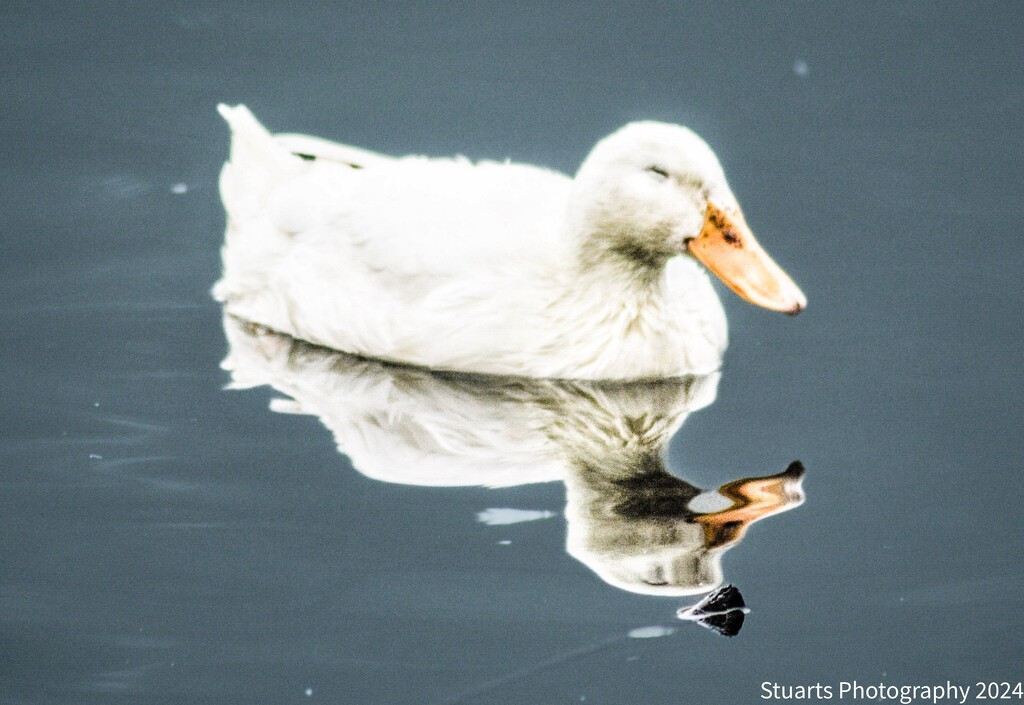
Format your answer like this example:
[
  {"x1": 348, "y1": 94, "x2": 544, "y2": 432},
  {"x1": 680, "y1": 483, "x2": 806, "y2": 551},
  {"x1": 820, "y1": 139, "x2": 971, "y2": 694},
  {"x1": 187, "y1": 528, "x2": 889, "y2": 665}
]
[{"x1": 2, "y1": 2, "x2": 1022, "y2": 703}]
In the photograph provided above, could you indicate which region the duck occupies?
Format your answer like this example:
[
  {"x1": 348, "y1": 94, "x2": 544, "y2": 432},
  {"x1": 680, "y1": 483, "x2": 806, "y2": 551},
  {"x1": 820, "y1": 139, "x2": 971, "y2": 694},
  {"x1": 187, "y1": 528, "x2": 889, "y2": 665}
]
[{"x1": 213, "y1": 104, "x2": 806, "y2": 380}]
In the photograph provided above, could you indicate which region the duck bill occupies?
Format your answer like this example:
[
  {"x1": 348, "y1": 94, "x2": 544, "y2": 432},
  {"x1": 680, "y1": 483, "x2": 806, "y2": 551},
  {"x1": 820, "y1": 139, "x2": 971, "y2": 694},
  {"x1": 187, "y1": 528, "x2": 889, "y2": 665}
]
[
  {"x1": 687, "y1": 202, "x2": 807, "y2": 315},
  {"x1": 694, "y1": 461, "x2": 806, "y2": 549}
]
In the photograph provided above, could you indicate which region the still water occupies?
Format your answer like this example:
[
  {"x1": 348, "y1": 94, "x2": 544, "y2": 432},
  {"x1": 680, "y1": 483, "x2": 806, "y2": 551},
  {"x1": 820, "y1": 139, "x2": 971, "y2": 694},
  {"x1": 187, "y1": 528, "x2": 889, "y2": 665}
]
[{"x1": 2, "y1": 2, "x2": 1022, "y2": 703}]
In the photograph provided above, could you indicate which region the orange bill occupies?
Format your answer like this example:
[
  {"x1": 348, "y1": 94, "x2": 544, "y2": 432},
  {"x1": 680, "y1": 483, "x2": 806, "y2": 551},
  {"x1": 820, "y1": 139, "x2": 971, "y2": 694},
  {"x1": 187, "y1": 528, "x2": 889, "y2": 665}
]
[
  {"x1": 694, "y1": 461, "x2": 806, "y2": 549},
  {"x1": 687, "y1": 201, "x2": 807, "y2": 315}
]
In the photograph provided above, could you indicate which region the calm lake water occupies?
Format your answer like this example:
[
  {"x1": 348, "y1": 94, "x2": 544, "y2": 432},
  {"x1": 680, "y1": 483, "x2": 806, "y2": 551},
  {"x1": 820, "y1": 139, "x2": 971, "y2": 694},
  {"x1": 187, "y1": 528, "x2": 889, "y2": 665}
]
[{"x1": 2, "y1": 2, "x2": 1022, "y2": 703}]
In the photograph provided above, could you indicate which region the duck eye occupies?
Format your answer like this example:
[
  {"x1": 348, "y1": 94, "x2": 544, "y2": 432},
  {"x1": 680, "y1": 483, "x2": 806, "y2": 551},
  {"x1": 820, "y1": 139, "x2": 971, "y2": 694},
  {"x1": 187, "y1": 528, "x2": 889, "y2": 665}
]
[{"x1": 646, "y1": 165, "x2": 670, "y2": 180}]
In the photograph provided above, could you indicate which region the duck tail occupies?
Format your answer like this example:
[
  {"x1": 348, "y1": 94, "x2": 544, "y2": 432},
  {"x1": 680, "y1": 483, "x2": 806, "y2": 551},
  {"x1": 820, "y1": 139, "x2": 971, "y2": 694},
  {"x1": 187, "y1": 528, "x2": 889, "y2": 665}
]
[
  {"x1": 216, "y1": 104, "x2": 303, "y2": 241},
  {"x1": 217, "y1": 103, "x2": 298, "y2": 173}
]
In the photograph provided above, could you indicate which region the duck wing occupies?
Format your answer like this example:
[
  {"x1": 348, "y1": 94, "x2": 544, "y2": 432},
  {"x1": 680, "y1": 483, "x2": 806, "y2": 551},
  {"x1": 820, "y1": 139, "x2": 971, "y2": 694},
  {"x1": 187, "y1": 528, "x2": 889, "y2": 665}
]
[
  {"x1": 217, "y1": 104, "x2": 572, "y2": 279},
  {"x1": 274, "y1": 132, "x2": 394, "y2": 169}
]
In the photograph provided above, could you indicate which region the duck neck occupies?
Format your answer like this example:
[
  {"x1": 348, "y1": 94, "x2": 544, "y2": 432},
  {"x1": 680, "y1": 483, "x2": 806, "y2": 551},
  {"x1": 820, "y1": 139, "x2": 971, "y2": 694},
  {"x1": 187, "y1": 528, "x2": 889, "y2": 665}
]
[
  {"x1": 562, "y1": 189, "x2": 678, "y2": 293},
  {"x1": 560, "y1": 236, "x2": 673, "y2": 318},
  {"x1": 578, "y1": 239, "x2": 670, "y2": 288},
  {"x1": 527, "y1": 247, "x2": 677, "y2": 379}
]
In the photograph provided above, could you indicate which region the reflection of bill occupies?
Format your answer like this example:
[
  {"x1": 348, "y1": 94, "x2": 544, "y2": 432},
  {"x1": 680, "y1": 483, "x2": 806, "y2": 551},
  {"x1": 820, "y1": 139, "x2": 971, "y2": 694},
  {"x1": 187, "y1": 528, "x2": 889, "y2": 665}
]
[
  {"x1": 221, "y1": 315, "x2": 805, "y2": 599},
  {"x1": 696, "y1": 462, "x2": 806, "y2": 549}
]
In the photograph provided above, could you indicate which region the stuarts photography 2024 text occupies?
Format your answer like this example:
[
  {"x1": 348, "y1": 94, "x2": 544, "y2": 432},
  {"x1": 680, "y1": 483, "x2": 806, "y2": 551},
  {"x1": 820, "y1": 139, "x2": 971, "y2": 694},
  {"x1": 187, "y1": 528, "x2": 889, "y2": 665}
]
[{"x1": 760, "y1": 681, "x2": 1024, "y2": 703}]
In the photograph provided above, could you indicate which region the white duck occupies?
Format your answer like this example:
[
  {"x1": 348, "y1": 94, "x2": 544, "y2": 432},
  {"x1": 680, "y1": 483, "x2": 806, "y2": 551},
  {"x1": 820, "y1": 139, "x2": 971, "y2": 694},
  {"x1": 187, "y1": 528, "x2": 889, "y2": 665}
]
[{"x1": 214, "y1": 105, "x2": 805, "y2": 380}]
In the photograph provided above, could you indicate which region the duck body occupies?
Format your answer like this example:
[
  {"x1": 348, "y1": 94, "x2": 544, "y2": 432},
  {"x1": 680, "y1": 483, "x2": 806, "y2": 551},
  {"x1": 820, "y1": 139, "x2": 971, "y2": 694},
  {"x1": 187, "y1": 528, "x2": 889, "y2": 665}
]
[{"x1": 214, "y1": 105, "x2": 804, "y2": 380}]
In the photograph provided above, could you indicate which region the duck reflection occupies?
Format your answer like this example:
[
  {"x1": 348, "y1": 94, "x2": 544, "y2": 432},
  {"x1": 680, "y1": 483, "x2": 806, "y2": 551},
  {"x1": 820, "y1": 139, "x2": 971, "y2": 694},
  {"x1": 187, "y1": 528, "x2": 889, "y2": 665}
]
[{"x1": 221, "y1": 314, "x2": 805, "y2": 599}]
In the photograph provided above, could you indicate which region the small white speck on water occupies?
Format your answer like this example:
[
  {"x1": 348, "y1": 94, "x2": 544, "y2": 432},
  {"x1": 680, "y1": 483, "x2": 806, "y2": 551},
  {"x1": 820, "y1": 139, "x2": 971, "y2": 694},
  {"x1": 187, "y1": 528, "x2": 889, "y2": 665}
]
[
  {"x1": 793, "y1": 59, "x2": 809, "y2": 77},
  {"x1": 497, "y1": 540, "x2": 512, "y2": 545},
  {"x1": 94, "y1": 402, "x2": 101, "y2": 407},
  {"x1": 170, "y1": 183, "x2": 188, "y2": 194},
  {"x1": 89, "y1": 454, "x2": 103, "y2": 460},
  {"x1": 628, "y1": 625, "x2": 676, "y2": 639},
  {"x1": 477, "y1": 507, "x2": 556, "y2": 525},
  {"x1": 305, "y1": 688, "x2": 313, "y2": 697}
]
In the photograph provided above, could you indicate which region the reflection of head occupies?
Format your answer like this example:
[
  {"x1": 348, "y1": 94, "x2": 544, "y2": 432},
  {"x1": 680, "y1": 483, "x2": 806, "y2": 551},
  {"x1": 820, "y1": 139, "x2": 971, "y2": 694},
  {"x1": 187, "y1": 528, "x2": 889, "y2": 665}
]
[
  {"x1": 566, "y1": 468, "x2": 722, "y2": 595},
  {"x1": 564, "y1": 459, "x2": 805, "y2": 596},
  {"x1": 221, "y1": 315, "x2": 804, "y2": 596}
]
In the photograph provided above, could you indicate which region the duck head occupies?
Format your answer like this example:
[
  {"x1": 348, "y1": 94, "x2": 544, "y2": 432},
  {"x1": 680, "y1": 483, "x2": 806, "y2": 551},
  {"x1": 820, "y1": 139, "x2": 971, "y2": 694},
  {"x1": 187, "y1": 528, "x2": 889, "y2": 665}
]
[{"x1": 570, "y1": 122, "x2": 806, "y2": 314}]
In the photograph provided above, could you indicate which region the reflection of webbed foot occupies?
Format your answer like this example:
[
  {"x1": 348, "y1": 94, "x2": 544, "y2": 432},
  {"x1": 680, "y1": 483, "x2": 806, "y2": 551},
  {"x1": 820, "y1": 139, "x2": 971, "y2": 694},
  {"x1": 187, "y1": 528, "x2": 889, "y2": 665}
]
[
  {"x1": 694, "y1": 460, "x2": 806, "y2": 549},
  {"x1": 676, "y1": 584, "x2": 750, "y2": 637}
]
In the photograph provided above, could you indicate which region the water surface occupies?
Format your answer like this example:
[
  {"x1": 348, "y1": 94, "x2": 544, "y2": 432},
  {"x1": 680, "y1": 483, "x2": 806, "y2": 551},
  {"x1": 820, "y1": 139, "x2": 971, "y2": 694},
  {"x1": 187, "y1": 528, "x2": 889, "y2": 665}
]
[{"x1": 2, "y1": 2, "x2": 1022, "y2": 703}]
